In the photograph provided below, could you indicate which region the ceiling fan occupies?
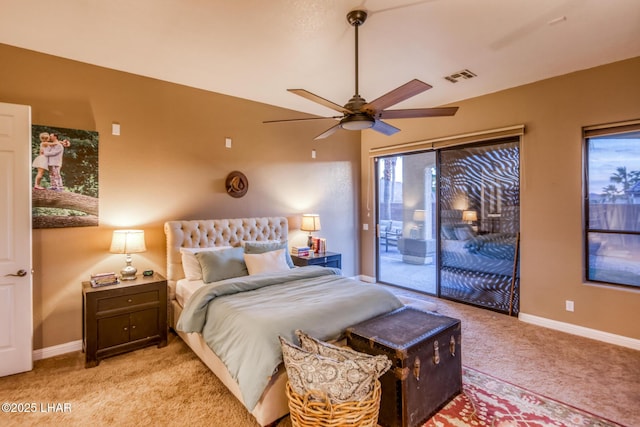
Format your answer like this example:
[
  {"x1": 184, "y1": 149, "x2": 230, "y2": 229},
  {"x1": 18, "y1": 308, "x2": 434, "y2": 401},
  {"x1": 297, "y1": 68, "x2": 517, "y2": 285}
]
[{"x1": 264, "y1": 9, "x2": 458, "y2": 140}]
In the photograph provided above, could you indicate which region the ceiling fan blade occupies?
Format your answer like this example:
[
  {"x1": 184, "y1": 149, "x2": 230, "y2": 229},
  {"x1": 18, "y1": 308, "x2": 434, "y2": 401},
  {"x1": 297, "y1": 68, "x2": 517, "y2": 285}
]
[
  {"x1": 363, "y1": 79, "x2": 432, "y2": 112},
  {"x1": 371, "y1": 119, "x2": 400, "y2": 136},
  {"x1": 378, "y1": 106, "x2": 459, "y2": 119},
  {"x1": 263, "y1": 116, "x2": 342, "y2": 124},
  {"x1": 288, "y1": 89, "x2": 353, "y2": 114},
  {"x1": 314, "y1": 123, "x2": 341, "y2": 140}
]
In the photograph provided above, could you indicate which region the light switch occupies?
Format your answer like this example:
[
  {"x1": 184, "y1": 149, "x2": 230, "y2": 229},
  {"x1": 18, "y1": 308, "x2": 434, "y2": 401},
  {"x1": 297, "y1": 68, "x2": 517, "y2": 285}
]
[
  {"x1": 112, "y1": 123, "x2": 120, "y2": 136},
  {"x1": 225, "y1": 137, "x2": 232, "y2": 148}
]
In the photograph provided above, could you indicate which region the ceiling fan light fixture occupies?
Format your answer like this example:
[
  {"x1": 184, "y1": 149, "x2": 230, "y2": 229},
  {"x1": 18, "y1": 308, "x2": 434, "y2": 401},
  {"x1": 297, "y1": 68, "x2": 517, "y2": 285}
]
[{"x1": 340, "y1": 113, "x2": 374, "y2": 130}]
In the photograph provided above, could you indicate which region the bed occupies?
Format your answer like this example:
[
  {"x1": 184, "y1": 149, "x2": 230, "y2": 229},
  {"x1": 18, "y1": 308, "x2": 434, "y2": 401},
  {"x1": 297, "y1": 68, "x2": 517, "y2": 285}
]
[
  {"x1": 440, "y1": 210, "x2": 520, "y2": 314},
  {"x1": 164, "y1": 217, "x2": 403, "y2": 426}
]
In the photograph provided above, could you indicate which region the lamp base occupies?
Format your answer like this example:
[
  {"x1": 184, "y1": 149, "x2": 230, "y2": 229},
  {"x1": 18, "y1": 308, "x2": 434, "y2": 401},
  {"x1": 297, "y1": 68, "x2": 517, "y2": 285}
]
[{"x1": 120, "y1": 264, "x2": 138, "y2": 281}]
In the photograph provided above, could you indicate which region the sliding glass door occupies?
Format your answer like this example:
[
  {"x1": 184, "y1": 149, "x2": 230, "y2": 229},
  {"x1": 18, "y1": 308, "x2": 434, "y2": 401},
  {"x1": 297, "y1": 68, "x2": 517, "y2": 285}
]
[
  {"x1": 376, "y1": 152, "x2": 437, "y2": 294},
  {"x1": 375, "y1": 138, "x2": 520, "y2": 315},
  {"x1": 439, "y1": 139, "x2": 520, "y2": 314}
]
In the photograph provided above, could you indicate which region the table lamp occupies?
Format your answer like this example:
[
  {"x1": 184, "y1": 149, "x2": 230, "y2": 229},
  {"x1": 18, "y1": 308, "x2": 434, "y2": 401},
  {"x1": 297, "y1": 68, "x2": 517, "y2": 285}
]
[
  {"x1": 462, "y1": 210, "x2": 477, "y2": 223},
  {"x1": 462, "y1": 210, "x2": 478, "y2": 232},
  {"x1": 300, "y1": 214, "x2": 321, "y2": 248},
  {"x1": 110, "y1": 230, "x2": 146, "y2": 280}
]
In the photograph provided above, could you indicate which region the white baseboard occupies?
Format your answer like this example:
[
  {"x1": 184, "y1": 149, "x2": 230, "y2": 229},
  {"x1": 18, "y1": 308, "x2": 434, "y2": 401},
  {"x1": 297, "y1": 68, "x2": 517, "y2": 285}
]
[
  {"x1": 32, "y1": 314, "x2": 637, "y2": 362},
  {"x1": 519, "y1": 312, "x2": 640, "y2": 351},
  {"x1": 358, "y1": 275, "x2": 375, "y2": 283},
  {"x1": 33, "y1": 340, "x2": 83, "y2": 361}
]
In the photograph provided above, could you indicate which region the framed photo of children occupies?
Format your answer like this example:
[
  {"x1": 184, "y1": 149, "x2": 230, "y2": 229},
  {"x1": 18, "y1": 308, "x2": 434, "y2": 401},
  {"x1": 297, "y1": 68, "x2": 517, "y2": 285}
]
[{"x1": 31, "y1": 125, "x2": 99, "y2": 229}]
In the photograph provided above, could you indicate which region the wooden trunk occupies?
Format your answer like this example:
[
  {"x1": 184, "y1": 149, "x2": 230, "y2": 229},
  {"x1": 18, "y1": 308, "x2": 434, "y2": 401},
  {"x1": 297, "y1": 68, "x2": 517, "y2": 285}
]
[{"x1": 346, "y1": 307, "x2": 462, "y2": 427}]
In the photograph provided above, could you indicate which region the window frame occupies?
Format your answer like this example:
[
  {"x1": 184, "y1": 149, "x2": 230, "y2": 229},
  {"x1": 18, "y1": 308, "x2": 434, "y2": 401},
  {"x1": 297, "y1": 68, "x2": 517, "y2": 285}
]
[{"x1": 583, "y1": 119, "x2": 640, "y2": 288}]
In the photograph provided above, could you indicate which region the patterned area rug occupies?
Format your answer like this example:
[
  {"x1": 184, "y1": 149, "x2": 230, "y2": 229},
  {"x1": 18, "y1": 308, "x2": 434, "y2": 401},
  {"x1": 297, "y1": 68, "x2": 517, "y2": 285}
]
[{"x1": 425, "y1": 367, "x2": 622, "y2": 427}]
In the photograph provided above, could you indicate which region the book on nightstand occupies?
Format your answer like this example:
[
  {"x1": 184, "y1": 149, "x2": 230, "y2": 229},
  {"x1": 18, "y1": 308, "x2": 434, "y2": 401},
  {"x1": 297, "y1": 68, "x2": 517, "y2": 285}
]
[
  {"x1": 90, "y1": 272, "x2": 119, "y2": 287},
  {"x1": 312, "y1": 238, "x2": 327, "y2": 253},
  {"x1": 291, "y1": 246, "x2": 311, "y2": 256}
]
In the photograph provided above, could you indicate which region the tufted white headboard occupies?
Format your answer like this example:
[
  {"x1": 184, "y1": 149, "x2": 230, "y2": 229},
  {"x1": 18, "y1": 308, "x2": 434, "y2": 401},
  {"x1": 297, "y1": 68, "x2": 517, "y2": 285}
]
[{"x1": 164, "y1": 217, "x2": 289, "y2": 300}]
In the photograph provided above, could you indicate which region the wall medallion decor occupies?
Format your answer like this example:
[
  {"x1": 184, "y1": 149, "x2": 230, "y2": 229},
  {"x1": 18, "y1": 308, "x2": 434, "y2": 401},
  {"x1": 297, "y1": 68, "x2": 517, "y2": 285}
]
[{"x1": 225, "y1": 171, "x2": 248, "y2": 198}]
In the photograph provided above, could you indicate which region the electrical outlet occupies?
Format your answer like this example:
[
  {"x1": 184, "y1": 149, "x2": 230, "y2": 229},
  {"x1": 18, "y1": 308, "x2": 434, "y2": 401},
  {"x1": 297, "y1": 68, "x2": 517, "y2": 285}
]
[
  {"x1": 362, "y1": 224, "x2": 368, "y2": 231},
  {"x1": 565, "y1": 300, "x2": 574, "y2": 312}
]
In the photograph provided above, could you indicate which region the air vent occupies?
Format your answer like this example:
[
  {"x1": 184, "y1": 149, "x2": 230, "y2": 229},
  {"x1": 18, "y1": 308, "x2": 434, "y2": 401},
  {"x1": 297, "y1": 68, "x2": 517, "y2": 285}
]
[{"x1": 444, "y1": 69, "x2": 477, "y2": 83}]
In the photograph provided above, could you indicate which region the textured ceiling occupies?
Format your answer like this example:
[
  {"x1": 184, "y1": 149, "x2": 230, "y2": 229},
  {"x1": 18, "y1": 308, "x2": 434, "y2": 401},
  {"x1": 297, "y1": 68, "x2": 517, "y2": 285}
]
[{"x1": 1, "y1": 0, "x2": 639, "y2": 121}]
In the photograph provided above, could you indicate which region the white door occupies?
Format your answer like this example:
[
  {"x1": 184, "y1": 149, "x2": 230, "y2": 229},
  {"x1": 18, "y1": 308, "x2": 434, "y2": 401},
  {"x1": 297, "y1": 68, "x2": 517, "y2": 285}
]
[{"x1": 0, "y1": 102, "x2": 33, "y2": 376}]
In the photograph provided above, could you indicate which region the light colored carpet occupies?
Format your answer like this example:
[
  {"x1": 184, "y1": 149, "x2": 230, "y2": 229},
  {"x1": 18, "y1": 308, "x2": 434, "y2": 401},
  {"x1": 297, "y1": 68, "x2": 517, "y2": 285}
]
[
  {"x1": 414, "y1": 293, "x2": 640, "y2": 427},
  {"x1": 395, "y1": 295, "x2": 438, "y2": 312},
  {"x1": 0, "y1": 332, "x2": 258, "y2": 427},
  {"x1": 1, "y1": 293, "x2": 638, "y2": 427}
]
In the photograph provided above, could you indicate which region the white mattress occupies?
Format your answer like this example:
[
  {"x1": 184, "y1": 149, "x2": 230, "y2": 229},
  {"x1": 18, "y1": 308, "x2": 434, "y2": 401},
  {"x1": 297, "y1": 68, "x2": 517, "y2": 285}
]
[{"x1": 176, "y1": 278, "x2": 205, "y2": 307}]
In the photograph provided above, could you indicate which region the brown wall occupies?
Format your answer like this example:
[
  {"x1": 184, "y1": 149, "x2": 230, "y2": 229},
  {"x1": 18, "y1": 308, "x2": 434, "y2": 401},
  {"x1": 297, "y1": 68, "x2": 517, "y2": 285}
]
[
  {"x1": 3, "y1": 41, "x2": 639, "y2": 349},
  {"x1": 361, "y1": 56, "x2": 640, "y2": 340},
  {"x1": 0, "y1": 43, "x2": 361, "y2": 350}
]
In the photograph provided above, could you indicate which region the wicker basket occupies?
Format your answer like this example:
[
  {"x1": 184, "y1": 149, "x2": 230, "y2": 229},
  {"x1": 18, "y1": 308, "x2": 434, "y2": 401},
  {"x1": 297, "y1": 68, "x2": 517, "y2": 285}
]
[{"x1": 286, "y1": 380, "x2": 381, "y2": 427}]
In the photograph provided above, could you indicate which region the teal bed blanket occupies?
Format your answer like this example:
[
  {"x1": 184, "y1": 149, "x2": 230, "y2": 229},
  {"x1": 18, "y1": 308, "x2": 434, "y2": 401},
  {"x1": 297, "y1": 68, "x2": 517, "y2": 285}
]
[{"x1": 177, "y1": 266, "x2": 403, "y2": 411}]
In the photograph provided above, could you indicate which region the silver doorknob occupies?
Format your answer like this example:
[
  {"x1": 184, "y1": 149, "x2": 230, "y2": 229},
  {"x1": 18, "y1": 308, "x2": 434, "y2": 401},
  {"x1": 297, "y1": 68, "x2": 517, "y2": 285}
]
[{"x1": 5, "y1": 269, "x2": 27, "y2": 277}]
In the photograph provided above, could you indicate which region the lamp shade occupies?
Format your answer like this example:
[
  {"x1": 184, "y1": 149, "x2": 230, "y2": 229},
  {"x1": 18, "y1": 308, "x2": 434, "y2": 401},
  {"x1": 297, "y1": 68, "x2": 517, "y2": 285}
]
[
  {"x1": 300, "y1": 214, "x2": 321, "y2": 232},
  {"x1": 110, "y1": 230, "x2": 147, "y2": 254},
  {"x1": 413, "y1": 210, "x2": 426, "y2": 222},
  {"x1": 462, "y1": 210, "x2": 478, "y2": 222}
]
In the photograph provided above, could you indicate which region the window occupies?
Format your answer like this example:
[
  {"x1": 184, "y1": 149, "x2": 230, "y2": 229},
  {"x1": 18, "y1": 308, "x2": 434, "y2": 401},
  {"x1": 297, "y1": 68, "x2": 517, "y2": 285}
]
[{"x1": 584, "y1": 121, "x2": 640, "y2": 287}]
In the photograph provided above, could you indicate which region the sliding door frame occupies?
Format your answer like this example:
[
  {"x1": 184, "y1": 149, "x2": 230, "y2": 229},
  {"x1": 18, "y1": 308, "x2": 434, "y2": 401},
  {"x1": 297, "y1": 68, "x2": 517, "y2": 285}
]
[
  {"x1": 437, "y1": 137, "x2": 522, "y2": 314},
  {"x1": 370, "y1": 125, "x2": 525, "y2": 309}
]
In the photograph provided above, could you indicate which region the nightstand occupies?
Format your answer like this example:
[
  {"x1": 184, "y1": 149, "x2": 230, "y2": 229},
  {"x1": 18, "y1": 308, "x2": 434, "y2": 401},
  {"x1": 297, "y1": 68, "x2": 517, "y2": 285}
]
[
  {"x1": 82, "y1": 273, "x2": 167, "y2": 368},
  {"x1": 291, "y1": 251, "x2": 341, "y2": 269}
]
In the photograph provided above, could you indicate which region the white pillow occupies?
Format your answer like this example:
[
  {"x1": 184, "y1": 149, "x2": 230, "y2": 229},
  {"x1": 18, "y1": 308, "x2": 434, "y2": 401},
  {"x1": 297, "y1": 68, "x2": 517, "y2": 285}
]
[
  {"x1": 243, "y1": 240, "x2": 294, "y2": 268},
  {"x1": 180, "y1": 246, "x2": 232, "y2": 281},
  {"x1": 243, "y1": 248, "x2": 290, "y2": 276}
]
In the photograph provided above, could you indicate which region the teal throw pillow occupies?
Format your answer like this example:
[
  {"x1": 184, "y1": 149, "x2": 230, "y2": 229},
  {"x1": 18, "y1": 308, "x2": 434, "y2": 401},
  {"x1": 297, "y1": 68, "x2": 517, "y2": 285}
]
[{"x1": 195, "y1": 247, "x2": 248, "y2": 283}]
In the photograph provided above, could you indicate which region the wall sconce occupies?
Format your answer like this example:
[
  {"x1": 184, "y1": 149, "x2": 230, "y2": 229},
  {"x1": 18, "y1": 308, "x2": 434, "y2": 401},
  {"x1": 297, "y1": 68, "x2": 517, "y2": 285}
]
[
  {"x1": 110, "y1": 230, "x2": 146, "y2": 280},
  {"x1": 300, "y1": 214, "x2": 321, "y2": 248}
]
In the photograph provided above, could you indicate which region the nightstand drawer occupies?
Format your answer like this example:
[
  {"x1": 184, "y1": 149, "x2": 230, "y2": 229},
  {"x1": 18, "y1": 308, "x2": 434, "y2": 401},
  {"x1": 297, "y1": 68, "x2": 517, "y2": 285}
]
[
  {"x1": 322, "y1": 257, "x2": 341, "y2": 268},
  {"x1": 97, "y1": 290, "x2": 159, "y2": 312}
]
